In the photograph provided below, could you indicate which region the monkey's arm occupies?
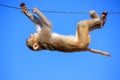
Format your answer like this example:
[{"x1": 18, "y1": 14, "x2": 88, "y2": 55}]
[
  {"x1": 32, "y1": 8, "x2": 52, "y2": 27},
  {"x1": 20, "y1": 3, "x2": 42, "y2": 32},
  {"x1": 20, "y1": 3, "x2": 38, "y2": 24}
]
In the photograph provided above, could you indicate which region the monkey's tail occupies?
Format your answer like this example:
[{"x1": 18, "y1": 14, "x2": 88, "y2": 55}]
[{"x1": 87, "y1": 48, "x2": 111, "y2": 56}]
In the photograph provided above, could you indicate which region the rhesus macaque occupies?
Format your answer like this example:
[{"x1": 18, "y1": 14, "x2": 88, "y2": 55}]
[{"x1": 20, "y1": 3, "x2": 110, "y2": 56}]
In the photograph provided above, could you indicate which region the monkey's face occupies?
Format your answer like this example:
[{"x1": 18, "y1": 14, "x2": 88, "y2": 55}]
[
  {"x1": 26, "y1": 33, "x2": 40, "y2": 50},
  {"x1": 27, "y1": 33, "x2": 44, "y2": 51},
  {"x1": 27, "y1": 33, "x2": 38, "y2": 42}
]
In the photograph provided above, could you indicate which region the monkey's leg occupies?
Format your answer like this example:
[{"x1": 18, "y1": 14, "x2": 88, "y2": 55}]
[
  {"x1": 88, "y1": 10, "x2": 108, "y2": 32},
  {"x1": 88, "y1": 18, "x2": 101, "y2": 31},
  {"x1": 76, "y1": 22, "x2": 90, "y2": 49},
  {"x1": 88, "y1": 10, "x2": 101, "y2": 31}
]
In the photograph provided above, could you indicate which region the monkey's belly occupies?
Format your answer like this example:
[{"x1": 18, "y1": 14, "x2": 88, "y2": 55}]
[{"x1": 40, "y1": 42, "x2": 87, "y2": 52}]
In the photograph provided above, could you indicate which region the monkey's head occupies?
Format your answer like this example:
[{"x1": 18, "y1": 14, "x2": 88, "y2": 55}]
[{"x1": 26, "y1": 33, "x2": 41, "y2": 51}]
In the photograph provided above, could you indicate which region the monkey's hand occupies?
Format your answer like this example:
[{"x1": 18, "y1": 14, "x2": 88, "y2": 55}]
[{"x1": 20, "y1": 3, "x2": 28, "y2": 14}]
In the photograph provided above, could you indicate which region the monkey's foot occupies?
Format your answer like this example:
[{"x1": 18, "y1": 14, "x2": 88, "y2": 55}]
[
  {"x1": 89, "y1": 10, "x2": 99, "y2": 19},
  {"x1": 101, "y1": 11, "x2": 108, "y2": 26}
]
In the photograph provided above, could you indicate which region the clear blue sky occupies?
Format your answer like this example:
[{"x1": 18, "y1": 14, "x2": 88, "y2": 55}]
[{"x1": 0, "y1": 0, "x2": 120, "y2": 80}]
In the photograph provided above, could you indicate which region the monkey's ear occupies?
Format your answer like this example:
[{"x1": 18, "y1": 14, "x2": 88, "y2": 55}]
[{"x1": 33, "y1": 43, "x2": 39, "y2": 50}]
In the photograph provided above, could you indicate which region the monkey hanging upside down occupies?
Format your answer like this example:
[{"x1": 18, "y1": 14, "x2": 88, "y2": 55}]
[{"x1": 20, "y1": 3, "x2": 110, "y2": 56}]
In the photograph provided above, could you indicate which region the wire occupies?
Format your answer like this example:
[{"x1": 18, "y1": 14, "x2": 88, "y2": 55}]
[
  {"x1": 0, "y1": 4, "x2": 32, "y2": 11},
  {"x1": 0, "y1": 3, "x2": 120, "y2": 14},
  {"x1": 0, "y1": 4, "x2": 88, "y2": 14},
  {"x1": 0, "y1": 4, "x2": 21, "y2": 10}
]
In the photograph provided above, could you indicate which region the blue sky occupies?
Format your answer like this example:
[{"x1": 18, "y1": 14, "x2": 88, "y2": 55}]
[{"x1": 0, "y1": 0, "x2": 120, "y2": 80}]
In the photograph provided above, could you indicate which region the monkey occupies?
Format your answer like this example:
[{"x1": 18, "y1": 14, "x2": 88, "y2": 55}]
[{"x1": 20, "y1": 3, "x2": 110, "y2": 56}]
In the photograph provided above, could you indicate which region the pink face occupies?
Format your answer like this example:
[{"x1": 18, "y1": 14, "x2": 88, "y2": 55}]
[{"x1": 27, "y1": 33, "x2": 38, "y2": 42}]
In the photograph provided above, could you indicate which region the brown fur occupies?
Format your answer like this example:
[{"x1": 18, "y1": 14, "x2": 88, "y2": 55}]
[
  {"x1": 22, "y1": 6, "x2": 110, "y2": 56},
  {"x1": 39, "y1": 33, "x2": 88, "y2": 52}
]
